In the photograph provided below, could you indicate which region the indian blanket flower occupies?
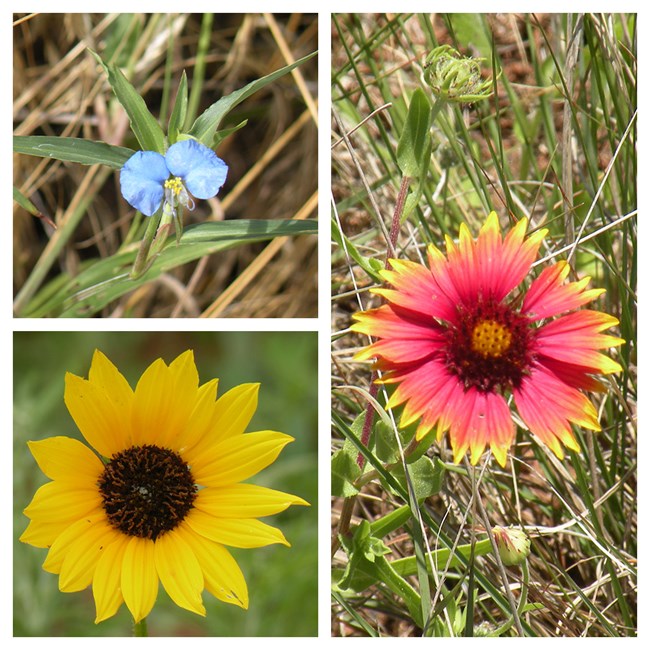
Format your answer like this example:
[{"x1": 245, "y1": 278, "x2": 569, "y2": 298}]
[
  {"x1": 20, "y1": 350, "x2": 308, "y2": 624},
  {"x1": 120, "y1": 139, "x2": 228, "y2": 217},
  {"x1": 352, "y1": 212, "x2": 623, "y2": 466}
]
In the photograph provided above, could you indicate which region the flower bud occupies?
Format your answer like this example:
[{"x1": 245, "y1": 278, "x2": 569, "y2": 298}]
[
  {"x1": 492, "y1": 525, "x2": 531, "y2": 566},
  {"x1": 423, "y1": 45, "x2": 495, "y2": 103}
]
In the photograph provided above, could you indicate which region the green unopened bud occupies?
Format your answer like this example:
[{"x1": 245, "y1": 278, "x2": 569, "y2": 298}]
[
  {"x1": 492, "y1": 525, "x2": 531, "y2": 566},
  {"x1": 423, "y1": 45, "x2": 495, "y2": 103}
]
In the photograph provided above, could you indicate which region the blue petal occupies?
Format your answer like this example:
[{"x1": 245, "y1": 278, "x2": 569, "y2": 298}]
[
  {"x1": 120, "y1": 151, "x2": 169, "y2": 216},
  {"x1": 165, "y1": 140, "x2": 228, "y2": 200}
]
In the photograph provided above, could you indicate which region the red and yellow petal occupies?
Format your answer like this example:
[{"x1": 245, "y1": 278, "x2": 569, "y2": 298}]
[
  {"x1": 514, "y1": 365, "x2": 599, "y2": 459},
  {"x1": 376, "y1": 257, "x2": 456, "y2": 321},
  {"x1": 382, "y1": 359, "x2": 456, "y2": 433},
  {"x1": 352, "y1": 306, "x2": 444, "y2": 362},
  {"x1": 442, "y1": 384, "x2": 515, "y2": 466},
  {"x1": 536, "y1": 310, "x2": 624, "y2": 374},
  {"x1": 523, "y1": 261, "x2": 605, "y2": 319},
  {"x1": 498, "y1": 217, "x2": 548, "y2": 299}
]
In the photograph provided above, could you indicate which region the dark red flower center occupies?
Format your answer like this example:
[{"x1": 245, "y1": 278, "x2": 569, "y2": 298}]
[
  {"x1": 98, "y1": 444, "x2": 197, "y2": 540},
  {"x1": 444, "y1": 297, "x2": 534, "y2": 393}
]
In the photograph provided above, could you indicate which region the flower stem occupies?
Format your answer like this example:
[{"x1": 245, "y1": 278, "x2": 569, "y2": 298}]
[
  {"x1": 133, "y1": 617, "x2": 148, "y2": 637},
  {"x1": 130, "y1": 208, "x2": 162, "y2": 279}
]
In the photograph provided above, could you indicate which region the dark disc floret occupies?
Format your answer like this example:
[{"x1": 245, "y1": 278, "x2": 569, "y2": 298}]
[
  {"x1": 444, "y1": 296, "x2": 535, "y2": 393},
  {"x1": 98, "y1": 444, "x2": 197, "y2": 540}
]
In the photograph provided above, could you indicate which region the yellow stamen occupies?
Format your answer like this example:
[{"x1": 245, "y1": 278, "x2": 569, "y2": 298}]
[
  {"x1": 164, "y1": 177, "x2": 184, "y2": 196},
  {"x1": 471, "y1": 320, "x2": 512, "y2": 358}
]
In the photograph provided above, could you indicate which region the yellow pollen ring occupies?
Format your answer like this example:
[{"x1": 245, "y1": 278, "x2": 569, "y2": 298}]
[
  {"x1": 164, "y1": 176, "x2": 184, "y2": 196},
  {"x1": 471, "y1": 319, "x2": 512, "y2": 358}
]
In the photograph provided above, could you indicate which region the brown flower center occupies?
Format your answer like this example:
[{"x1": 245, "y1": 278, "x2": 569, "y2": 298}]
[
  {"x1": 445, "y1": 297, "x2": 534, "y2": 393},
  {"x1": 98, "y1": 444, "x2": 197, "y2": 540}
]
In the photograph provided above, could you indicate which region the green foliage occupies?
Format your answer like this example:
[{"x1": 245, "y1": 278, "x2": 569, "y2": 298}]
[
  {"x1": 332, "y1": 12, "x2": 636, "y2": 637},
  {"x1": 396, "y1": 88, "x2": 432, "y2": 178},
  {"x1": 90, "y1": 49, "x2": 167, "y2": 154},
  {"x1": 20, "y1": 219, "x2": 316, "y2": 317},
  {"x1": 188, "y1": 51, "x2": 317, "y2": 148},
  {"x1": 13, "y1": 136, "x2": 134, "y2": 169},
  {"x1": 13, "y1": 14, "x2": 318, "y2": 318}
]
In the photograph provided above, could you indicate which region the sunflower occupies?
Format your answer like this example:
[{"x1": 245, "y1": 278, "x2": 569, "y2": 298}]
[
  {"x1": 20, "y1": 350, "x2": 308, "y2": 625},
  {"x1": 352, "y1": 212, "x2": 624, "y2": 466}
]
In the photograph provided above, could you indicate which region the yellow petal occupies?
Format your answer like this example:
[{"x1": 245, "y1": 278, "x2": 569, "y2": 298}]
[
  {"x1": 88, "y1": 350, "x2": 134, "y2": 415},
  {"x1": 131, "y1": 353, "x2": 199, "y2": 448},
  {"x1": 194, "y1": 484, "x2": 308, "y2": 519},
  {"x1": 121, "y1": 536, "x2": 159, "y2": 623},
  {"x1": 42, "y1": 510, "x2": 106, "y2": 574},
  {"x1": 177, "y1": 378, "x2": 219, "y2": 451},
  {"x1": 190, "y1": 431, "x2": 294, "y2": 487},
  {"x1": 58, "y1": 518, "x2": 120, "y2": 592},
  {"x1": 20, "y1": 517, "x2": 78, "y2": 549},
  {"x1": 179, "y1": 523, "x2": 248, "y2": 608},
  {"x1": 203, "y1": 383, "x2": 260, "y2": 447},
  {"x1": 154, "y1": 529, "x2": 205, "y2": 616},
  {"x1": 93, "y1": 536, "x2": 129, "y2": 623},
  {"x1": 24, "y1": 481, "x2": 102, "y2": 523},
  {"x1": 186, "y1": 509, "x2": 289, "y2": 548},
  {"x1": 64, "y1": 373, "x2": 130, "y2": 458},
  {"x1": 27, "y1": 437, "x2": 104, "y2": 484}
]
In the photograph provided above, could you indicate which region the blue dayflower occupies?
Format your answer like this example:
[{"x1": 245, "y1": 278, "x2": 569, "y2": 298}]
[{"x1": 120, "y1": 140, "x2": 228, "y2": 217}]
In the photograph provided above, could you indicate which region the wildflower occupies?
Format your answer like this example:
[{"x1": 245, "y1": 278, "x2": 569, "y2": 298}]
[
  {"x1": 20, "y1": 350, "x2": 308, "y2": 624},
  {"x1": 120, "y1": 139, "x2": 228, "y2": 217},
  {"x1": 492, "y1": 526, "x2": 531, "y2": 566},
  {"x1": 352, "y1": 212, "x2": 623, "y2": 466}
]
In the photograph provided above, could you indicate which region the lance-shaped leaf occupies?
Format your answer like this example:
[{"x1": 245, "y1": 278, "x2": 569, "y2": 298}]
[
  {"x1": 188, "y1": 51, "x2": 317, "y2": 147},
  {"x1": 90, "y1": 49, "x2": 166, "y2": 154},
  {"x1": 396, "y1": 88, "x2": 432, "y2": 179},
  {"x1": 167, "y1": 71, "x2": 188, "y2": 145},
  {"x1": 13, "y1": 136, "x2": 134, "y2": 169}
]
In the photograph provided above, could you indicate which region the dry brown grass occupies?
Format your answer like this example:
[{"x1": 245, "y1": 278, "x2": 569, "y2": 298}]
[{"x1": 14, "y1": 13, "x2": 318, "y2": 317}]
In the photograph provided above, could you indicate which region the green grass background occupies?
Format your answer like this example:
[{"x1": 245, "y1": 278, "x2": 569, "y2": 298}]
[{"x1": 14, "y1": 331, "x2": 317, "y2": 636}]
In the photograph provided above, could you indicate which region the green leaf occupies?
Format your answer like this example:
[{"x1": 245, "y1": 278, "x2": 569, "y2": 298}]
[
  {"x1": 90, "y1": 49, "x2": 166, "y2": 153},
  {"x1": 330, "y1": 217, "x2": 383, "y2": 283},
  {"x1": 332, "y1": 440, "x2": 362, "y2": 497},
  {"x1": 13, "y1": 136, "x2": 134, "y2": 169},
  {"x1": 397, "y1": 88, "x2": 432, "y2": 178},
  {"x1": 391, "y1": 456, "x2": 445, "y2": 502},
  {"x1": 20, "y1": 219, "x2": 317, "y2": 317},
  {"x1": 375, "y1": 420, "x2": 401, "y2": 463},
  {"x1": 13, "y1": 186, "x2": 40, "y2": 216},
  {"x1": 188, "y1": 50, "x2": 317, "y2": 147},
  {"x1": 167, "y1": 71, "x2": 188, "y2": 145},
  {"x1": 212, "y1": 120, "x2": 248, "y2": 148}
]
